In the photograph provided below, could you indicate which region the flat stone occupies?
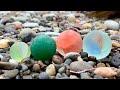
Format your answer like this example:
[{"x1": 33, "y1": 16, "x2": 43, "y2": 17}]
[
  {"x1": 4, "y1": 69, "x2": 19, "y2": 79},
  {"x1": 23, "y1": 75, "x2": 32, "y2": 79},
  {"x1": 23, "y1": 23, "x2": 39, "y2": 28},
  {"x1": 0, "y1": 61, "x2": 15, "y2": 70}
]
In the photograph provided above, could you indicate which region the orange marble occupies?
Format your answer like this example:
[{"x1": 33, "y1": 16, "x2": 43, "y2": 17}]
[{"x1": 56, "y1": 30, "x2": 83, "y2": 54}]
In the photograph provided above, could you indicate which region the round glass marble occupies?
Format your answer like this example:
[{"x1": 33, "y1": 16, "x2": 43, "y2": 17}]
[{"x1": 83, "y1": 30, "x2": 112, "y2": 60}]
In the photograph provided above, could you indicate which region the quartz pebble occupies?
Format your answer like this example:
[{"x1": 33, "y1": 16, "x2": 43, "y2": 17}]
[
  {"x1": 104, "y1": 20, "x2": 119, "y2": 30},
  {"x1": 46, "y1": 64, "x2": 56, "y2": 76},
  {"x1": 23, "y1": 22, "x2": 39, "y2": 28}
]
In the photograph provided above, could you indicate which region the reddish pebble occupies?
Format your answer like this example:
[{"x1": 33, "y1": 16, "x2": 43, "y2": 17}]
[{"x1": 75, "y1": 19, "x2": 80, "y2": 23}]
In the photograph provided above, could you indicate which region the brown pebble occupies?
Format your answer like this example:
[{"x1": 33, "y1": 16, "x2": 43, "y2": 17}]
[
  {"x1": 97, "y1": 63, "x2": 106, "y2": 67},
  {"x1": 88, "y1": 56, "x2": 96, "y2": 61},
  {"x1": 112, "y1": 41, "x2": 120, "y2": 47},
  {"x1": 66, "y1": 70, "x2": 71, "y2": 76},
  {"x1": 32, "y1": 64, "x2": 41, "y2": 72},
  {"x1": 52, "y1": 55, "x2": 63, "y2": 64},
  {"x1": 106, "y1": 63, "x2": 110, "y2": 67}
]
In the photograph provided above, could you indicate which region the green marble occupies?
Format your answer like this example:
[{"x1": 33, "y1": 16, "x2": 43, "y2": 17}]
[
  {"x1": 30, "y1": 35, "x2": 56, "y2": 61},
  {"x1": 10, "y1": 42, "x2": 31, "y2": 62}
]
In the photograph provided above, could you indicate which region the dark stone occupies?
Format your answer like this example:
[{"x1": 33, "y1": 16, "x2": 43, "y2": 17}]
[
  {"x1": 110, "y1": 54, "x2": 120, "y2": 67},
  {"x1": 21, "y1": 33, "x2": 34, "y2": 43},
  {"x1": 88, "y1": 56, "x2": 96, "y2": 61},
  {"x1": 83, "y1": 57, "x2": 89, "y2": 61},
  {"x1": 15, "y1": 64, "x2": 22, "y2": 70},
  {"x1": 80, "y1": 51, "x2": 88, "y2": 58}
]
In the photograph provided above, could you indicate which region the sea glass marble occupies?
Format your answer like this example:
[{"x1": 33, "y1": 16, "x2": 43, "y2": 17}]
[
  {"x1": 30, "y1": 35, "x2": 56, "y2": 61},
  {"x1": 56, "y1": 30, "x2": 83, "y2": 55},
  {"x1": 83, "y1": 30, "x2": 112, "y2": 60},
  {"x1": 10, "y1": 42, "x2": 31, "y2": 62}
]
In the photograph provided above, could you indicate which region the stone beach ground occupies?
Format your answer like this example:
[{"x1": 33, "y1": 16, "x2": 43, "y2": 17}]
[{"x1": 0, "y1": 11, "x2": 119, "y2": 79}]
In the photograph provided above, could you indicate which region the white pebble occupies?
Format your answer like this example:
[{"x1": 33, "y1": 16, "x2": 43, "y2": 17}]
[
  {"x1": 9, "y1": 59, "x2": 18, "y2": 66},
  {"x1": 104, "y1": 20, "x2": 119, "y2": 30},
  {"x1": 23, "y1": 22, "x2": 39, "y2": 28}
]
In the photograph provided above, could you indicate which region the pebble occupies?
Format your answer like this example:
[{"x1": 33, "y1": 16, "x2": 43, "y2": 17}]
[
  {"x1": 97, "y1": 63, "x2": 106, "y2": 67},
  {"x1": 12, "y1": 21, "x2": 23, "y2": 29},
  {"x1": 15, "y1": 64, "x2": 22, "y2": 70},
  {"x1": 110, "y1": 54, "x2": 120, "y2": 67},
  {"x1": 31, "y1": 73, "x2": 39, "y2": 79},
  {"x1": 70, "y1": 61, "x2": 93, "y2": 73},
  {"x1": 0, "y1": 54, "x2": 3, "y2": 59},
  {"x1": 21, "y1": 33, "x2": 34, "y2": 43},
  {"x1": 52, "y1": 55, "x2": 63, "y2": 64},
  {"x1": 39, "y1": 72, "x2": 49, "y2": 79},
  {"x1": 9, "y1": 59, "x2": 18, "y2": 66},
  {"x1": 88, "y1": 56, "x2": 96, "y2": 61},
  {"x1": 23, "y1": 75, "x2": 32, "y2": 79},
  {"x1": 4, "y1": 25, "x2": 17, "y2": 33},
  {"x1": 112, "y1": 41, "x2": 120, "y2": 47},
  {"x1": 116, "y1": 69, "x2": 120, "y2": 78},
  {"x1": 46, "y1": 64, "x2": 56, "y2": 76},
  {"x1": 58, "y1": 66, "x2": 66, "y2": 74},
  {"x1": 23, "y1": 22, "x2": 39, "y2": 28},
  {"x1": 4, "y1": 69, "x2": 19, "y2": 79},
  {"x1": 61, "y1": 73, "x2": 69, "y2": 79},
  {"x1": 70, "y1": 75, "x2": 79, "y2": 79},
  {"x1": 80, "y1": 72, "x2": 91, "y2": 79},
  {"x1": 54, "y1": 63, "x2": 64, "y2": 70},
  {"x1": 79, "y1": 29, "x2": 90, "y2": 35},
  {"x1": 104, "y1": 20, "x2": 119, "y2": 30},
  {"x1": 23, "y1": 70, "x2": 31, "y2": 75},
  {"x1": 83, "y1": 57, "x2": 89, "y2": 61},
  {"x1": 93, "y1": 75, "x2": 104, "y2": 79},
  {"x1": 32, "y1": 64, "x2": 41, "y2": 72},
  {"x1": 12, "y1": 16, "x2": 28, "y2": 23},
  {"x1": 80, "y1": 51, "x2": 88, "y2": 58},
  {"x1": 0, "y1": 17, "x2": 13, "y2": 25},
  {"x1": 21, "y1": 64, "x2": 28, "y2": 71},
  {"x1": 82, "y1": 23, "x2": 93, "y2": 29},
  {"x1": 49, "y1": 76, "x2": 56, "y2": 79},
  {"x1": 0, "y1": 39, "x2": 10, "y2": 48},
  {"x1": 55, "y1": 73, "x2": 62, "y2": 79},
  {"x1": 22, "y1": 59, "x2": 34, "y2": 68},
  {"x1": 64, "y1": 59, "x2": 72, "y2": 65},
  {"x1": 0, "y1": 61, "x2": 15, "y2": 70},
  {"x1": 16, "y1": 75, "x2": 21, "y2": 79},
  {"x1": 44, "y1": 60, "x2": 52, "y2": 65},
  {"x1": 66, "y1": 14, "x2": 76, "y2": 22},
  {"x1": 19, "y1": 28, "x2": 36, "y2": 37},
  {"x1": 94, "y1": 22, "x2": 107, "y2": 30},
  {"x1": 87, "y1": 61, "x2": 95, "y2": 67},
  {"x1": 110, "y1": 34, "x2": 120, "y2": 41},
  {"x1": 3, "y1": 33, "x2": 11, "y2": 37},
  {"x1": 31, "y1": 18, "x2": 40, "y2": 23},
  {"x1": 64, "y1": 52, "x2": 81, "y2": 60},
  {"x1": 94, "y1": 67, "x2": 117, "y2": 78}
]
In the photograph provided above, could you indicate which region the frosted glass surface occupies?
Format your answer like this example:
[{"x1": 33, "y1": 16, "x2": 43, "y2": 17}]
[{"x1": 83, "y1": 30, "x2": 112, "y2": 60}]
